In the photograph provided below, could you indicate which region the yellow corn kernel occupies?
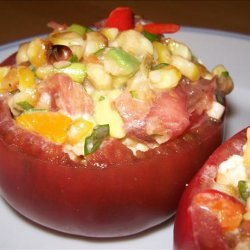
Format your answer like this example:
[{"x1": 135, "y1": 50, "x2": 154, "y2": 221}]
[
  {"x1": 16, "y1": 42, "x2": 29, "y2": 64},
  {"x1": 67, "y1": 118, "x2": 94, "y2": 145},
  {"x1": 100, "y1": 28, "x2": 119, "y2": 42},
  {"x1": 171, "y1": 55, "x2": 200, "y2": 81},
  {"x1": 0, "y1": 67, "x2": 18, "y2": 92},
  {"x1": 152, "y1": 41, "x2": 171, "y2": 64},
  {"x1": 116, "y1": 30, "x2": 153, "y2": 59},
  {"x1": 244, "y1": 128, "x2": 250, "y2": 168},
  {"x1": 149, "y1": 65, "x2": 181, "y2": 90},
  {"x1": 16, "y1": 111, "x2": 72, "y2": 144},
  {"x1": 167, "y1": 39, "x2": 192, "y2": 60},
  {"x1": 27, "y1": 38, "x2": 48, "y2": 68},
  {"x1": 18, "y1": 66, "x2": 36, "y2": 91},
  {"x1": 87, "y1": 63, "x2": 112, "y2": 90},
  {"x1": 0, "y1": 66, "x2": 10, "y2": 82}
]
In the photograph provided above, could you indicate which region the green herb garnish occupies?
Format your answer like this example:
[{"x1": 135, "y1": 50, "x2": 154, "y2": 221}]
[
  {"x1": 17, "y1": 101, "x2": 34, "y2": 111},
  {"x1": 143, "y1": 31, "x2": 160, "y2": 42},
  {"x1": 129, "y1": 90, "x2": 138, "y2": 99},
  {"x1": 70, "y1": 54, "x2": 78, "y2": 63},
  {"x1": 98, "y1": 96, "x2": 105, "y2": 101},
  {"x1": 152, "y1": 63, "x2": 169, "y2": 70},
  {"x1": 238, "y1": 180, "x2": 249, "y2": 201},
  {"x1": 221, "y1": 71, "x2": 229, "y2": 77},
  {"x1": 84, "y1": 124, "x2": 110, "y2": 155}
]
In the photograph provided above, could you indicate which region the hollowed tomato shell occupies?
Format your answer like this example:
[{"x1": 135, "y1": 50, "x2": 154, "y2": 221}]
[
  {"x1": 174, "y1": 127, "x2": 248, "y2": 249},
  {"x1": 0, "y1": 55, "x2": 225, "y2": 237}
]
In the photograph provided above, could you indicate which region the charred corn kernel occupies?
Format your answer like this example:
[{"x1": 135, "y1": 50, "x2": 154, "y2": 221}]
[
  {"x1": 0, "y1": 66, "x2": 10, "y2": 82},
  {"x1": 149, "y1": 65, "x2": 181, "y2": 90},
  {"x1": 67, "y1": 118, "x2": 93, "y2": 144},
  {"x1": 171, "y1": 55, "x2": 200, "y2": 81},
  {"x1": 84, "y1": 32, "x2": 108, "y2": 57},
  {"x1": 16, "y1": 112, "x2": 72, "y2": 144},
  {"x1": 0, "y1": 67, "x2": 18, "y2": 92},
  {"x1": 18, "y1": 66, "x2": 36, "y2": 91},
  {"x1": 100, "y1": 28, "x2": 119, "y2": 41},
  {"x1": 16, "y1": 43, "x2": 29, "y2": 64},
  {"x1": 167, "y1": 39, "x2": 192, "y2": 60},
  {"x1": 206, "y1": 101, "x2": 225, "y2": 120},
  {"x1": 244, "y1": 128, "x2": 250, "y2": 168},
  {"x1": 152, "y1": 41, "x2": 171, "y2": 64},
  {"x1": 116, "y1": 30, "x2": 153, "y2": 59},
  {"x1": 27, "y1": 38, "x2": 48, "y2": 67},
  {"x1": 87, "y1": 63, "x2": 112, "y2": 90},
  {"x1": 212, "y1": 64, "x2": 234, "y2": 95}
]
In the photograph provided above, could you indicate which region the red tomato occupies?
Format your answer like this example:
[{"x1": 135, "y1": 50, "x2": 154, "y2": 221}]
[
  {"x1": 0, "y1": 55, "x2": 225, "y2": 237},
  {"x1": 174, "y1": 128, "x2": 248, "y2": 250}
]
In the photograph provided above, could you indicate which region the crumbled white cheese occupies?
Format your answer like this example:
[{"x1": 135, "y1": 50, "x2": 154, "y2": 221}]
[
  {"x1": 206, "y1": 101, "x2": 225, "y2": 120},
  {"x1": 216, "y1": 155, "x2": 247, "y2": 188}
]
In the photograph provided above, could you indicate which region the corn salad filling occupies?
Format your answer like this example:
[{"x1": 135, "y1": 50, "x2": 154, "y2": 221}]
[
  {"x1": 212, "y1": 128, "x2": 250, "y2": 249},
  {"x1": 0, "y1": 20, "x2": 233, "y2": 158}
]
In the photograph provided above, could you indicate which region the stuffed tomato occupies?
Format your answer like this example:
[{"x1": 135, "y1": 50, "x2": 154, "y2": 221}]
[
  {"x1": 174, "y1": 127, "x2": 250, "y2": 249},
  {"x1": 0, "y1": 7, "x2": 233, "y2": 237}
]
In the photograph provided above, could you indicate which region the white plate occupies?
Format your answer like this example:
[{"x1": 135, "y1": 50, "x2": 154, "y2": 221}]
[{"x1": 0, "y1": 28, "x2": 250, "y2": 250}]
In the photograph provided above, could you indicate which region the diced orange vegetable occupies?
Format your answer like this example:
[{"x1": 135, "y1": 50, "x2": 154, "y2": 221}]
[
  {"x1": 16, "y1": 112, "x2": 72, "y2": 144},
  {"x1": 193, "y1": 190, "x2": 245, "y2": 232}
]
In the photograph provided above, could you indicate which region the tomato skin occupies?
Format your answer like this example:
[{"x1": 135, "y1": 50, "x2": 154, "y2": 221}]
[
  {"x1": 174, "y1": 128, "x2": 248, "y2": 250},
  {"x1": 0, "y1": 55, "x2": 225, "y2": 237}
]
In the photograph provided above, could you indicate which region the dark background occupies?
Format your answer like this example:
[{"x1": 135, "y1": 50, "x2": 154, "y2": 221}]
[{"x1": 0, "y1": 0, "x2": 250, "y2": 45}]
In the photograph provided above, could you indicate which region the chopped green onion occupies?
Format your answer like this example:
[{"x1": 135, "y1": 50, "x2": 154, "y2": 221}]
[
  {"x1": 68, "y1": 24, "x2": 87, "y2": 36},
  {"x1": 152, "y1": 63, "x2": 169, "y2": 70},
  {"x1": 17, "y1": 101, "x2": 34, "y2": 110},
  {"x1": 238, "y1": 180, "x2": 249, "y2": 201},
  {"x1": 221, "y1": 71, "x2": 229, "y2": 77},
  {"x1": 129, "y1": 90, "x2": 138, "y2": 99},
  {"x1": 84, "y1": 124, "x2": 110, "y2": 155},
  {"x1": 95, "y1": 48, "x2": 106, "y2": 57},
  {"x1": 98, "y1": 96, "x2": 105, "y2": 101},
  {"x1": 70, "y1": 54, "x2": 78, "y2": 63},
  {"x1": 143, "y1": 31, "x2": 160, "y2": 42}
]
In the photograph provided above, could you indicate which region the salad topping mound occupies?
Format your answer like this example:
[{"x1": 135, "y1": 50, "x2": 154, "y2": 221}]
[{"x1": 0, "y1": 7, "x2": 233, "y2": 158}]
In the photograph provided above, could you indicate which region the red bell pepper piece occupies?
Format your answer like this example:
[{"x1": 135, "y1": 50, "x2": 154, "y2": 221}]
[
  {"x1": 105, "y1": 7, "x2": 135, "y2": 31},
  {"x1": 143, "y1": 23, "x2": 180, "y2": 34}
]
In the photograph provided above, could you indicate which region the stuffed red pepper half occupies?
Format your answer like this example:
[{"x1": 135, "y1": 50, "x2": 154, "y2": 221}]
[
  {"x1": 174, "y1": 127, "x2": 250, "y2": 249},
  {"x1": 0, "y1": 7, "x2": 233, "y2": 237}
]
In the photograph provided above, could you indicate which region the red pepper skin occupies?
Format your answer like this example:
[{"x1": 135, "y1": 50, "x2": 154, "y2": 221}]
[
  {"x1": 174, "y1": 128, "x2": 248, "y2": 250},
  {"x1": 143, "y1": 23, "x2": 180, "y2": 34},
  {"x1": 104, "y1": 7, "x2": 134, "y2": 31}
]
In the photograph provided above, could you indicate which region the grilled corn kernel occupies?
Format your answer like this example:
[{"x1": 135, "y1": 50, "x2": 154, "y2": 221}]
[
  {"x1": 0, "y1": 67, "x2": 18, "y2": 92},
  {"x1": 87, "y1": 63, "x2": 112, "y2": 90},
  {"x1": 149, "y1": 65, "x2": 181, "y2": 90},
  {"x1": 152, "y1": 41, "x2": 171, "y2": 64},
  {"x1": 100, "y1": 28, "x2": 119, "y2": 41},
  {"x1": 18, "y1": 66, "x2": 36, "y2": 91},
  {"x1": 244, "y1": 128, "x2": 250, "y2": 168},
  {"x1": 16, "y1": 43, "x2": 29, "y2": 64},
  {"x1": 27, "y1": 38, "x2": 48, "y2": 67},
  {"x1": 67, "y1": 118, "x2": 94, "y2": 144},
  {"x1": 167, "y1": 39, "x2": 192, "y2": 60},
  {"x1": 84, "y1": 32, "x2": 108, "y2": 57},
  {"x1": 116, "y1": 30, "x2": 153, "y2": 59},
  {"x1": 171, "y1": 55, "x2": 200, "y2": 81}
]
